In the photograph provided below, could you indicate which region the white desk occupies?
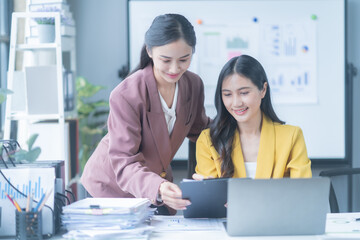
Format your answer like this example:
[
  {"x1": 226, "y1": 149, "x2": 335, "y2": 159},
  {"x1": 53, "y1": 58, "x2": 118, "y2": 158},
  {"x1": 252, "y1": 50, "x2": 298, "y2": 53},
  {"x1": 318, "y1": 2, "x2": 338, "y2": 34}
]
[
  {"x1": 8, "y1": 212, "x2": 360, "y2": 239},
  {"x1": 149, "y1": 213, "x2": 360, "y2": 240}
]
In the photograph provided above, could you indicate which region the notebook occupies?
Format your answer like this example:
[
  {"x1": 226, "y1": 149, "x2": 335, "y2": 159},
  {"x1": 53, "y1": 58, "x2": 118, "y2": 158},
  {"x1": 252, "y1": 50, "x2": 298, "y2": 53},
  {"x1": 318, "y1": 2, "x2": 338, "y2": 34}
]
[
  {"x1": 180, "y1": 178, "x2": 228, "y2": 218},
  {"x1": 226, "y1": 177, "x2": 330, "y2": 236}
]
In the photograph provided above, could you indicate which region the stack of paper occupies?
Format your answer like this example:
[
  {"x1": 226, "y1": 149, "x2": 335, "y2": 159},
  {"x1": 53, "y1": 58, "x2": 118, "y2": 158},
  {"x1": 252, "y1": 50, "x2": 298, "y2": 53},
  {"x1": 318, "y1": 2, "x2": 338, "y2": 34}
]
[{"x1": 61, "y1": 198, "x2": 154, "y2": 239}]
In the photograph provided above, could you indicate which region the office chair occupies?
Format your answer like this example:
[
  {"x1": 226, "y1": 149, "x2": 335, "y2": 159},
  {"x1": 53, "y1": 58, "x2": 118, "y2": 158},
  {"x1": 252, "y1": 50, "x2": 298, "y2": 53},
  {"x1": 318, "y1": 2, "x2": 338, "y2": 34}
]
[
  {"x1": 187, "y1": 141, "x2": 196, "y2": 179},
  {"x1": 319, "y1": 168, "x2": 360, "y2": 213}
]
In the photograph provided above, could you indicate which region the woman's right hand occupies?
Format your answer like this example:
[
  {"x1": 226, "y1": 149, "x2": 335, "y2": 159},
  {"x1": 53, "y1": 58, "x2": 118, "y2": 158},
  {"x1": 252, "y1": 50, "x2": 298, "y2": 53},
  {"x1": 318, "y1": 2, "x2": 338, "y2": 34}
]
[
  {"x1": 192, "y1": 173, "x2": 214, "y2": 180},
  {"x1": 159, "y1": 182, "x2": 191, "y2": 210}
]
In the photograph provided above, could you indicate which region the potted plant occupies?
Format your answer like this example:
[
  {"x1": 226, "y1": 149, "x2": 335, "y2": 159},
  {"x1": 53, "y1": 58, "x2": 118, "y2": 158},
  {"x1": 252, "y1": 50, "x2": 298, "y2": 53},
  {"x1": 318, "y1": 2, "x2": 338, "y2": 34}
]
[
  {"x1": 0, "y1": 88, "x2": 41, "y2": 163},
  {"x1": 32, "y1": 7, "x2": 72, "y2": 43},
  {"x1": 12, "y1": 134, "x2": 41, "y2": 163},
  {"x1": 76, "y1": 76, "x2": 109, "y2": 171}
]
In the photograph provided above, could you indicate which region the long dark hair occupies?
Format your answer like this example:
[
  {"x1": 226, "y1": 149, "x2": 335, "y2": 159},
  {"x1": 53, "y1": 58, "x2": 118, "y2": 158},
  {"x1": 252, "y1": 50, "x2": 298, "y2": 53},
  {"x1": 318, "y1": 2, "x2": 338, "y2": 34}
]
[
  {"x1": 210, "y1": 55, "x2": 284, "y2": 178},
  {"x1": 129, "y1": 14, "x2": 196, "y2": 75}
]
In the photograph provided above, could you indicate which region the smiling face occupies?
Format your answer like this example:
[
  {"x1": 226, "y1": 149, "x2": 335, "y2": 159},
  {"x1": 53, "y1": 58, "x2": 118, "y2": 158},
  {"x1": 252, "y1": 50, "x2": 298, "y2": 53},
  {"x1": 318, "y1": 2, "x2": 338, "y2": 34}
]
[
  {"x1": 147, "y1": 39, "x2": 193, "y2": 86},
  {"x1": 222, "y1": 73, "x2": 267, "y2": 125}
]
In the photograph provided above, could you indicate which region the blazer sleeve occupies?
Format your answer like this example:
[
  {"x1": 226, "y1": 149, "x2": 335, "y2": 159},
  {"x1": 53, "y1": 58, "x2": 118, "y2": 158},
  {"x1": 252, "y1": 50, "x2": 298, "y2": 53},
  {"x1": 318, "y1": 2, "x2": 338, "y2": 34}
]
[
  {"x1": 195, "y1": 130, "x2": 219, "y2": 178},
  {"x1": 107, "y1": 91, "x2": 166, "y2": 203},
  {"x1": 187, "y1": 78, "x2": 211, "y2": 142},
  {"x1": 286, "y1": 127, "x2": 312, "y2": 178}
]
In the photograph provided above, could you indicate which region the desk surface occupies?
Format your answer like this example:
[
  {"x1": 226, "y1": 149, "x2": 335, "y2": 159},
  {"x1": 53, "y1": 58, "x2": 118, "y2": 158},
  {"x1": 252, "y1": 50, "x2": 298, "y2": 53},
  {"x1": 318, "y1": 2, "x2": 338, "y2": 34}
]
[{"x1": 6, "y1": 212, "x2": 360, "y2": 240}]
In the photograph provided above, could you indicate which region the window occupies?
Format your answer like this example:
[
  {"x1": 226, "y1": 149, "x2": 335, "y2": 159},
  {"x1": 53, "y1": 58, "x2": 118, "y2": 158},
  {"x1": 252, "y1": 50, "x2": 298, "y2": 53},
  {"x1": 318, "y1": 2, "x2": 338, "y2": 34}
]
[{"x1": 0, "y1": 0, "x2": 13, "y2": 133}]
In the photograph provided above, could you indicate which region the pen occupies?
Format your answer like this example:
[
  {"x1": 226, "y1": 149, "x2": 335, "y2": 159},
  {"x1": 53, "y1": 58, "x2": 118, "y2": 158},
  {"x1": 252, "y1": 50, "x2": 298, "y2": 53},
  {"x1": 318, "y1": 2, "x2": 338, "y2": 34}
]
[
  {"x1": 37, "y1": 189, "x2": 53, "y2": 212},
  {"x1": 26, "y1": 194, "x2": 30, "y2": 212},
  {"x1": 33, "y1": 193, "x2": 45, "y2": 212},
  {"x1": 4, "y1": 192, "x2": 15, "y2": 205},
  {"x1": 5, "y1": 193, "x2": 22, "y2": 212},
  {"x1": 12, "y1": 197, "x2": 22, "y2": 212},
  {"x1": 29, "y1": 193, "x2": 33, "y2": 212}
]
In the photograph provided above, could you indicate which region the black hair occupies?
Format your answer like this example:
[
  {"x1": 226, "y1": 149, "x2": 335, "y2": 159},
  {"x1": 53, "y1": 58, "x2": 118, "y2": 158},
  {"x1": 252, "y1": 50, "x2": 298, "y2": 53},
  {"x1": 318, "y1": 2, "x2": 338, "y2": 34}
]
[
  {"x1": 210, "y1": 55, "x2": 284, "y2": 177},
  {"x1": 129, "y1": 13, "x2": 196, "y2": 75}
]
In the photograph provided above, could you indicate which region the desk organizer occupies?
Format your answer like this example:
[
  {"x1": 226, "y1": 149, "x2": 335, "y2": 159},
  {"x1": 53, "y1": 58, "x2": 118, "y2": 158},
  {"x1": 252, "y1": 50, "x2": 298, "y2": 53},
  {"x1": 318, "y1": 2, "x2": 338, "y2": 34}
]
[{"x1": 15, "y1": 210, "x2": 42, "y2": 240}]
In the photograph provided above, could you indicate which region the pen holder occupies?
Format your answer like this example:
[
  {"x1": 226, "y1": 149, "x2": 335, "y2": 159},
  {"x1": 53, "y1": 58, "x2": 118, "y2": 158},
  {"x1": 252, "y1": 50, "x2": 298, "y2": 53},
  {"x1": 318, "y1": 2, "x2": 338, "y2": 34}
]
[{"x1": 15, "y1": 210, "x2": 43, "y2": 240}]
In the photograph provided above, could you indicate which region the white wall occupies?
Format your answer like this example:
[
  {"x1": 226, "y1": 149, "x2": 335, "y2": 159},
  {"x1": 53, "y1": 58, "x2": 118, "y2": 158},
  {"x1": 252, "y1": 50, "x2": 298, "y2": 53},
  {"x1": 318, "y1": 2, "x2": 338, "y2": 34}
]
[{"x1": 68, "y1": 0, "x2": 127, "y2": 101}]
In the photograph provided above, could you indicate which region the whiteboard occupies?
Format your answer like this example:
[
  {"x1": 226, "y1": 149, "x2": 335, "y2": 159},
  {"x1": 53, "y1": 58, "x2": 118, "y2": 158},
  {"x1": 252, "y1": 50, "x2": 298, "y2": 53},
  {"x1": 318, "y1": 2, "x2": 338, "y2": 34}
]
[{"x1": 128, "y1": 0, "x2": 346, "y2": 160}]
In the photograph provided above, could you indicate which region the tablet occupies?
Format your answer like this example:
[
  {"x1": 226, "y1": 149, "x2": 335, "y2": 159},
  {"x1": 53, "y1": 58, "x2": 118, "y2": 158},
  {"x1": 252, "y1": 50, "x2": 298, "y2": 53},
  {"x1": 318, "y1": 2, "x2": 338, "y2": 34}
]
[{"x1": 180, "y1": 178, "x2": 228, "y2": 218}]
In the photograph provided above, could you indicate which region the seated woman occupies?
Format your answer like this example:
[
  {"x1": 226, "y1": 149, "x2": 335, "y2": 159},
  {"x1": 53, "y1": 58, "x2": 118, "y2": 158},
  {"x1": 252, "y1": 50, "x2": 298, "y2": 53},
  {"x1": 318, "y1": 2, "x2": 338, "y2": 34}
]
[{"x1": 195, "y1": 55, "x2": 312, "y2": 179}]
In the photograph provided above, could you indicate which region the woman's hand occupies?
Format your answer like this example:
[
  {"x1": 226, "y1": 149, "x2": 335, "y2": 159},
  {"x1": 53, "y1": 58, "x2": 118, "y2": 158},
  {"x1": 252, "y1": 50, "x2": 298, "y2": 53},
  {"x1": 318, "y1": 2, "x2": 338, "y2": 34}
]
[
  {"x1": 192, "y1": 173, "x2": 204, "y2": 180},
  {"x1": 192, "y1": 173, "x2": 214, "y2": 180},
  {"x1": 159, "y1": 182, "x2": 191, "y2": 210}
]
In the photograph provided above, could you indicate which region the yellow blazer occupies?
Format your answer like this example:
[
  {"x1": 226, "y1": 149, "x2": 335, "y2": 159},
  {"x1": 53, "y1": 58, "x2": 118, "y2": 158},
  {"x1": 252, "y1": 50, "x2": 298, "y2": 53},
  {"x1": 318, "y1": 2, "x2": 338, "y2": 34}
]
[{"x1": 195, "y1": 114, "x2": 312, "y2": 178}]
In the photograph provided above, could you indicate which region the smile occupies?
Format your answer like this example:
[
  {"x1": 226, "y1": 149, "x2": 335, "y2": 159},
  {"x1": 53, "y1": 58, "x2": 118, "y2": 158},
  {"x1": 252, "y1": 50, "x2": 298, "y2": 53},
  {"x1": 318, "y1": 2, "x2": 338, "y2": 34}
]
[
  {"x1": 167, "y1": 73, "x2": 180, "y2": 79},
  {"x1": 233, "y1": 107, "x2": 248, "y2": 115}
]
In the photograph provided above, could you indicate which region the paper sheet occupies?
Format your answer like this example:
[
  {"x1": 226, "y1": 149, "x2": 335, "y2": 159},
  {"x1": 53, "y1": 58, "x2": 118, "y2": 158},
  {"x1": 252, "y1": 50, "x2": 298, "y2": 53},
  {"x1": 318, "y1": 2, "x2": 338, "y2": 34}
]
[
  {"x1": 150, "y1": 216, "x2": 224, "y2": 232},
  {"x1": 326, "y1": 213, "x2": 360, "y2": 234}
]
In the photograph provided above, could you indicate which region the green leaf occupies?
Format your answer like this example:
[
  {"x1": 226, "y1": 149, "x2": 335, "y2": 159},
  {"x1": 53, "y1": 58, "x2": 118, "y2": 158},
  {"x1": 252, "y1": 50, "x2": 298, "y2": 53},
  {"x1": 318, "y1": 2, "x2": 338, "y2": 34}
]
[
  {"x1": 76, "y1": 77, "x2": 106, "y2": 98},
  {"x1": 27, "y1": 134, "x2": 39, "y2": 150},
  {"x1": 0, "y1": 88, "x2": 13, "y2": 104},
  {"x1": 93, "y1": 110, "x2": 110, "y2": 118},
  {"x1": 11, "y1": 134, "x2": 41, "y2": 163},
  {"x1": 26, "y1": 148, "x2": 41, "y2": 163},
  {"x1": 78, "y1": 103, "x2": 95, "y2": 115},
  {"x1": 93, "y1": 100, "x2": 109, "y2": 108},
  {"x1": 0, "y1": 88, "x2": 13, "y2": 95},
  {"x1": 87, "y1": 121, "x2": 107, "y2": 129},
  {"x1": 0, "y1": 95, "x2": 5, "y2": 104},
  {"x1": 13, "y1": 150, "x2": 28, "y2": 161},
  {"x1": 76, "y1": 76, "x2": 87, "y2": 88},
  {"x1": 81, "y1": 126, "x2": 104, "y2": 135}
]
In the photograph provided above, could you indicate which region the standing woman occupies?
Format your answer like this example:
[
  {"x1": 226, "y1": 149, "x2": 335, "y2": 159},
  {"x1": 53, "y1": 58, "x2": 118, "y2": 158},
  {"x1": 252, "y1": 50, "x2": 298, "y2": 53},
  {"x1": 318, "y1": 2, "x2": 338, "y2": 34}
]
[
  {"x1": 81, "y1": 14, "x2": 210, "y2": 214},
  {"x1": 195, "y1": 55, "x2": 311, "y2": 179}
]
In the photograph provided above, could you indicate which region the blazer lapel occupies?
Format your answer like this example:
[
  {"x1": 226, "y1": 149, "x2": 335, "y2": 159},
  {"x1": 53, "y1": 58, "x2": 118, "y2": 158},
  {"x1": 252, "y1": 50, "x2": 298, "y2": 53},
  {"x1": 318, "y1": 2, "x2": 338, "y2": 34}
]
[
  {"x1": 170, "y1": 75, "x2": 191, "y2": 154},
  {"x1": 232, "y1": 130, "x2": 247, "y2": 178},
  {"x1": 255, "y1": 114, "x2": 275, "y2": 179},
  {"x1": 144, "y1": 65, "x2": 172, "y2": 169}
]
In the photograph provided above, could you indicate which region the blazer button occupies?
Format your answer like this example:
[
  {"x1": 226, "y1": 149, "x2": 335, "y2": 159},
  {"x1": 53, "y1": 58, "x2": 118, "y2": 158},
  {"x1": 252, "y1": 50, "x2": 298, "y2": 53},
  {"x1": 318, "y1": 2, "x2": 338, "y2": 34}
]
[{"x1": 160, "y1": 171, "x2": 166, "y2": 178}]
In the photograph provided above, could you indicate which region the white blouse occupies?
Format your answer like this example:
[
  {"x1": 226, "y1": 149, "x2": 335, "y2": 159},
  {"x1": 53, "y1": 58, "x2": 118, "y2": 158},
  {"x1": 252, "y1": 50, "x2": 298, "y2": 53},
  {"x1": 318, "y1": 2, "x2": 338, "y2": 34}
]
[
  {"x1": 158, "y1": 83, "x2": 178, "y2": 135},
  {"x1": 245, "y1": 162, "x2": 257, "y2": 179}
]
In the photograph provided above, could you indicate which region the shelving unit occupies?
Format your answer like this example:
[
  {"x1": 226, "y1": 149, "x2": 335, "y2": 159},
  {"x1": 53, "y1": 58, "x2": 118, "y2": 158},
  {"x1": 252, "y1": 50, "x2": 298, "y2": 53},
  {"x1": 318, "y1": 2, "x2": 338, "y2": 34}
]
[{"x1": 4, "y1": 12, "x2": 77, "y2": 184}]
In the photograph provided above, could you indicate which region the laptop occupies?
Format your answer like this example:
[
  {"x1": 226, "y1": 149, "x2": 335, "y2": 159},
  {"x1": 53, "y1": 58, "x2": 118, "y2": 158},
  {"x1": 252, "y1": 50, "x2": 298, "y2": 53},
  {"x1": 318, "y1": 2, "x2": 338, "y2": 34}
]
[{"x1": 226, "y1": 177, "x2": 330, "y2": 236}]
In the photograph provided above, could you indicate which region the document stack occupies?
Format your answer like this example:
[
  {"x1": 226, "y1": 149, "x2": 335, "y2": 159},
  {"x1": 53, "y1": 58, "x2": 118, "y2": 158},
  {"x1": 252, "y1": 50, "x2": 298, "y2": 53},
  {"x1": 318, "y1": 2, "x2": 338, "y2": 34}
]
[{"x1": 61, "y1": 198, "x2": 154, "y2": 239}]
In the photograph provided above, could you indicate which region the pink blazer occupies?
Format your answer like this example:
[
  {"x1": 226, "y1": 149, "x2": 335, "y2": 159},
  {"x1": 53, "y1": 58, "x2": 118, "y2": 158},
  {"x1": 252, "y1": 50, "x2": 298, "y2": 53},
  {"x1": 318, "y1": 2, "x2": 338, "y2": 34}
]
[{"x1": 81, "y1": 64, "x2": 210, "y2": 204}]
